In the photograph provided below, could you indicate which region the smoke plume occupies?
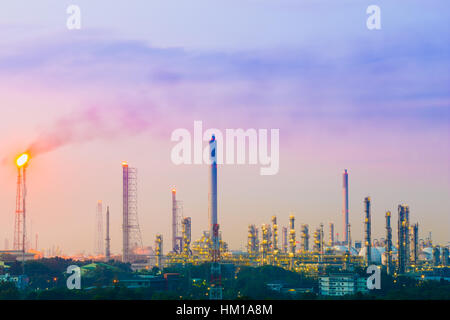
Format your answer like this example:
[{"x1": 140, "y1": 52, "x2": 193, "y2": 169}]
[{"x1": 26, "y1": 105, "x2": 153, "y2": 158}]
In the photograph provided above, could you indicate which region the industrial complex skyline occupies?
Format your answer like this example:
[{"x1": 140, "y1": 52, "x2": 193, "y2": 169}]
[
  {"x1": 3, "y1": 150, "x2": 448, "y2": 258},
  {"x1": 0, "y1": 1, "x2": 449, "y2": 256}
]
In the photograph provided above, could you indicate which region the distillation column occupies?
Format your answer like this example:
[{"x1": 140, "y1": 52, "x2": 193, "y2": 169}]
[
  {"x1": 405, "y1": 206, "x2": 410, "y2": 268},
  {"x1": 289, "y1": 215, "x2": 296, "y2": 269},
  {"x1": 364, "y1": 197, "x2": 371, "y2": 265},
  {"x1": 248, "y1": 225, "x2": 257, "y2": 255},
  {"x1": 155, "y1": 234, "x2": 163, "y2": 268},
  {"x1": 411, "y1": 223, "x2": 419, "y2": 266},
  {"x1": 272, "y1": 216, "x2": 278, "y2": 254},
  {"x1": 301, "y1": 224, "x2": 309, "y2": 252},
  {"x1": 172, "y1": 188, "x2": 178, "y2": 253},
  {"x1": 329, "y1": 222, "x2": 334, "y2": 247},
  {"x1": 182, "y1": 217, "x2": 192, "y2": 257},
  {"x1": 261, "y1": 224, "x2": 270, "y2": 265},
  {"x1": 313, "y1": 228, "x2": 321, "y2": 253},
  {"x1": 282, "y1": 227, "x2": 288, "y2": 253},
  {"x1": 289, "y1": 215, "x2": 296, "y2": 255},
  {"x1": 398, "y1": 205, "x2": 408, "y2": 273},
  {"x1": 442, "y1": 247, "x2": 449, "y2": 267},
  {"x1": 385, "y1": 211, "x2": 393, "y2": 275}
]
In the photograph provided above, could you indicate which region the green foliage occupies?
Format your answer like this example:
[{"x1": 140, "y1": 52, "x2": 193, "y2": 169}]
[
  {"x1": 0, "y1": 281, "x2": 20, "y2": 299},
  {"x1": 23, "y1": 257, "x2": 75, "y2": 289},
  {"x1": 233, "y1": 265, "x2": 315, "y2": 300},
  {"x1": 3, "y1": 259, "x2": 449, "y2": 300}
]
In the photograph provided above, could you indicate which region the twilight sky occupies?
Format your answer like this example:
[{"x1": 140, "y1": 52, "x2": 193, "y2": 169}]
[{"x1": 0, "y1": 0, "x2": 449, "y2": 255}]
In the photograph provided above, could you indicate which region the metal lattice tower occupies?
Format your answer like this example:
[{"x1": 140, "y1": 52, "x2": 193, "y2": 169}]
[
  {"x1": 122, "y1": 162, "x2": 143, "y2": 263},
  {"x1": 95, "y1": 200, "x2": 104, "y2": 256},
  {"x1": 13, "y1": 165, "x2": 27, "y2": 252}
]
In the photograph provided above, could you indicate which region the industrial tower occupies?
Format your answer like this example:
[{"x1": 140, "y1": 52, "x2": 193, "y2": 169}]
[
  {"x1": 155, "y1": 234, "x2": 163, "y2": 268},
  {"x1": 329, "y1": 222, "x2": 335, "y2": 247},
  {"x1": 385, "y1": 211, "x2": 393, "y2": 274},
  {"x1": 261, "y1": 224, "x2": 270, "y2": 265},
  {"x1": 172, "y1": 188, "x2": 183, "y2": 253},
  {"x1": 105, "y1": 206, "x2": 111, "y2": 260},
  {"x1": 313, "y1": 227, "x2": 322, "y2": 253},
  {"x1": 272, "y1": 216, "x2": 278, "y2": 253},
  {"x1": 301, "y1": 224, "x2": 309, "y2": 252},
  {"x1": 343, "y1": 169, "x2": 349, "y2": 245},
  {"x1": 364, "y1": 197, "x2": 371, "y2": 265},
  {"x1": 344, "y1": 223, "x2": 352, "y2": 270},
  {"x1": 14, "y1": 153, "x2": 29, "y2": 254},
  {"x1": 411, "y1": 223, "x2": 419, "y2": 265},
  {"x1": 208, "y1": 135, "x2": 222, "y2": 300},
  {"x1": 95, "y1": 200, "x2": 104, "y2": 256},
  {"x1": 289, "y1": 215, "x2": 296, "y2": 255},
  {"x1": 122, "y1": 161, "x2": 143, "y2": 263},
  {"x1": 182, "y1": 217, "x2": 192, "y2": 256},
  {"x1": 247, "y1": 224, "x2": 258, "y2": 255},
  {"x1": 398, "y1": 204, "x2": 410, "y2": 273},
  {"x1": 282, "y1": 226, "x2": 288, "y2": 253}
]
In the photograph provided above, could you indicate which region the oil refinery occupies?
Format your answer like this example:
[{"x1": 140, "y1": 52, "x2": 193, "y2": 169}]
[
  {"x1": 158, "y1": 167, "x2": 449, "y2": 280},
  {"x1": 1, "y1": 148, "x2": 449, "y2": 299}
]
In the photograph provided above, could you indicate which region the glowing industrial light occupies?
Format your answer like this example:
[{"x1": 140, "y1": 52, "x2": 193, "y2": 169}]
[{"x1": 16, "y1": 153, "x2": 29, "y2": 167}]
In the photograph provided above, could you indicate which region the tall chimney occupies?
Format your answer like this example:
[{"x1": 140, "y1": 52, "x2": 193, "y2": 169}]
[
  {"x1": 105, "y1": 206, "x2": 111, "y2": 261},
  {"x1": 343, "y1": 169, "x2": 349, "y2": 245}
]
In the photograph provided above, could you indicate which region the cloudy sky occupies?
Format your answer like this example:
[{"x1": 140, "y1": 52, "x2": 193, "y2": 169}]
[{"x1": 0, "y1": 0, "x2": 448, "y2": 254}]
